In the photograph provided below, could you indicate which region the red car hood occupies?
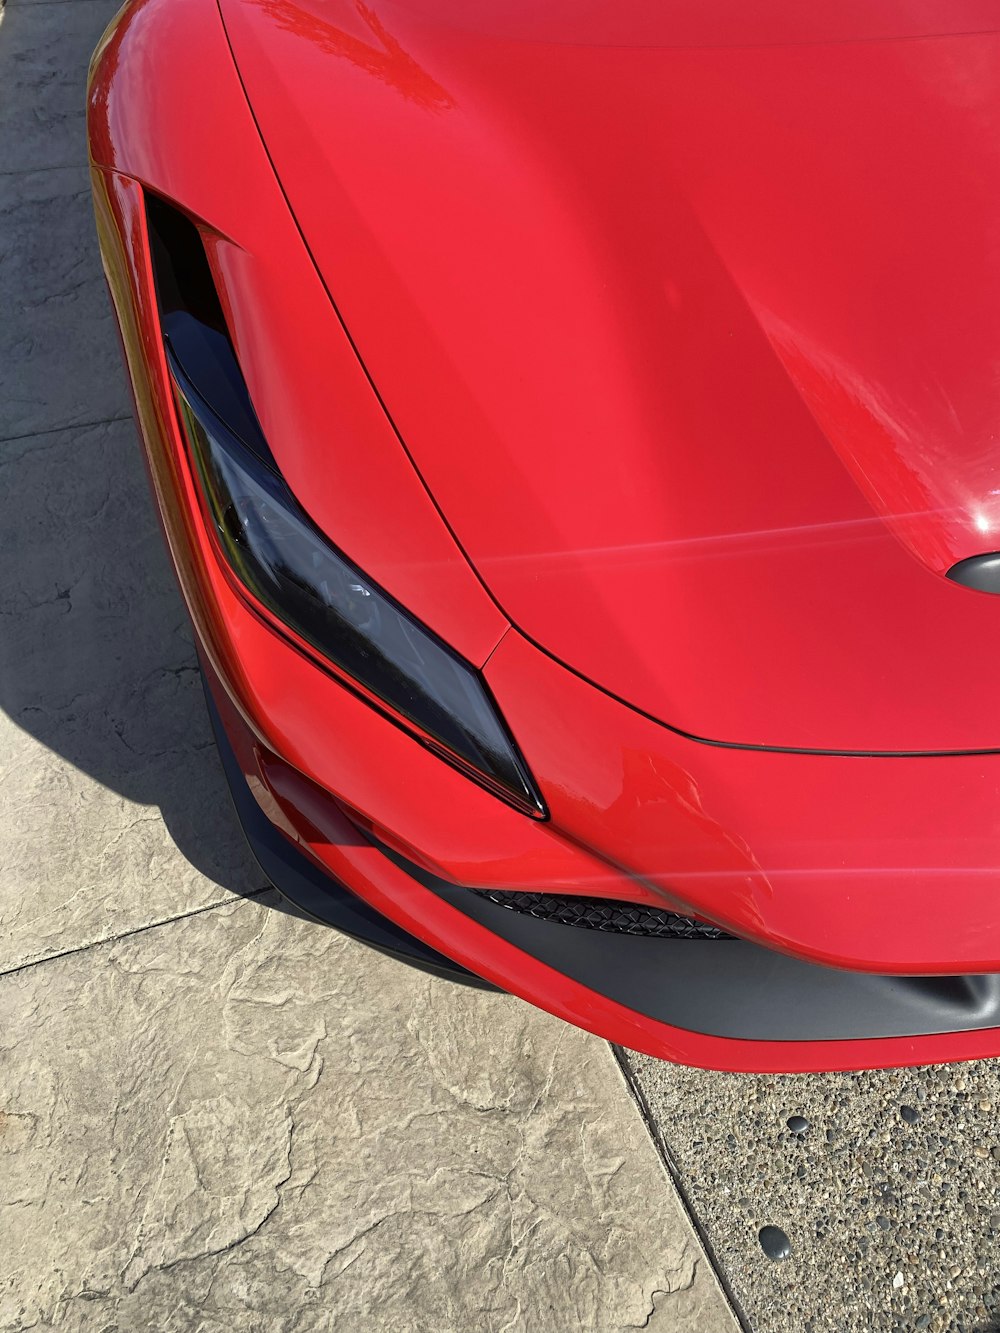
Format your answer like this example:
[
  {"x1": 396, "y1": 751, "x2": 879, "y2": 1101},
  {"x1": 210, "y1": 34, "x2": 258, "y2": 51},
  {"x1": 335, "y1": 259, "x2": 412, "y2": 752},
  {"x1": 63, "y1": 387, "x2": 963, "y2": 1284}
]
[{"x1": 219, "y1": 0, "x2": 1000, "y2": 751}]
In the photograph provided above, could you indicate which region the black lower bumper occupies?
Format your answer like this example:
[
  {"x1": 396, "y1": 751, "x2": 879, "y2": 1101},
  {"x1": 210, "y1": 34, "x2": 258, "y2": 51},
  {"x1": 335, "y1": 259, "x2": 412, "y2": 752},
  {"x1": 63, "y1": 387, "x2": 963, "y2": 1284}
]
[{"x1": 429, "y1": 877, "x2": 1000, "y2": 1042}]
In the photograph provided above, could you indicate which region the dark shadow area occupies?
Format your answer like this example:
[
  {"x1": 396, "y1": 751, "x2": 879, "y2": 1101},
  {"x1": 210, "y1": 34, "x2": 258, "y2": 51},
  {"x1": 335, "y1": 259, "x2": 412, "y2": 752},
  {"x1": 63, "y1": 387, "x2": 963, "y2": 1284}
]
[
  {"x1": 0, "y1": 404, "x2": 267, "y2": 900},
  {"x1": 0, "y1": 0, "x2": 267, "y2": 905}
]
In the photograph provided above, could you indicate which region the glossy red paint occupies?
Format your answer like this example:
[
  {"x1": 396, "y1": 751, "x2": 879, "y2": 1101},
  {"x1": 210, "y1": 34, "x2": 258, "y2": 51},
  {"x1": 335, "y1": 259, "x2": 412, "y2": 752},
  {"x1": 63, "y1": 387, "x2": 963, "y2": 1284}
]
[
  {"x1": 217, "y1": 0, "x2": 1000, "y2": 753},
  {"x1": 89, "y1": 0, "x2": 1000, "y2": 1070},
  {"x1": 88, "y1": 0, "x2": 506, "y2": 666},
  {"x1": 486, "y1": 631, "x2": 1000, "y2": 976},
  {"x1": 90, "y1": 161, "x2": 651, "y2": 898}
]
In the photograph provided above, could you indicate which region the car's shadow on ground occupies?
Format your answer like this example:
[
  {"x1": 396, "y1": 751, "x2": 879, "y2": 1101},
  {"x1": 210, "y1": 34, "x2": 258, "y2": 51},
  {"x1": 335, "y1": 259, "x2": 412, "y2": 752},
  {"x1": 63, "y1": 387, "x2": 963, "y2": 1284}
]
[
  {"x1": 0, "y1": 0, "x2": 293, "y2": 934},
  {"x1": 0, "y1": 407, "x2": 267, "y2": 901}
]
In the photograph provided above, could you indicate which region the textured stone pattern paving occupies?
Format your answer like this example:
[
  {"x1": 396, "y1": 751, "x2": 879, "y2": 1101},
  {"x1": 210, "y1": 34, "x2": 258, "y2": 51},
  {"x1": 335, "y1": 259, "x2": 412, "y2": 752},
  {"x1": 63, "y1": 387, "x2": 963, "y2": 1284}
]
[
  {"x1": 0, "y1": 416, "x2": 266, "y2": 971},
  {"x1": 627, "y1": 1054, "x2": 1000, "y2": 1333},
  {"x1": 1, "y1": 903, "x2": 734, "y2": 1332},
  {"x1": 0, "y1": 0, "x2": 738, "y2": 1329}
]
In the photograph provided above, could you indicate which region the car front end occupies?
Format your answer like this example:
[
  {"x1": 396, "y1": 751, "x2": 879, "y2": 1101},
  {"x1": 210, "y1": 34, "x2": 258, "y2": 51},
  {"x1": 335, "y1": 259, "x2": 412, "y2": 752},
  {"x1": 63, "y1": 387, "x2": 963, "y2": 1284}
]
[{"x1": 89, "y1": 0, "x2": 1000, "y2": 1072}]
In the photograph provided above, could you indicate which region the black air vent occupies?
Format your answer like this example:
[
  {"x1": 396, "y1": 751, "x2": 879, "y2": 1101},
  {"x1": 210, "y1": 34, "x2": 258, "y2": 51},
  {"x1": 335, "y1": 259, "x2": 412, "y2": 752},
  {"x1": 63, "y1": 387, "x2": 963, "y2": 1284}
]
[
  {"x1": 470, "y1": 890, "x2": 731, "y2": 939},
  {"x1": 145, "y1": 192, "x2": 272, "y2": 467},
  {"x1": 947, "y1": 552, "x2": 1000, "y2": 594}
]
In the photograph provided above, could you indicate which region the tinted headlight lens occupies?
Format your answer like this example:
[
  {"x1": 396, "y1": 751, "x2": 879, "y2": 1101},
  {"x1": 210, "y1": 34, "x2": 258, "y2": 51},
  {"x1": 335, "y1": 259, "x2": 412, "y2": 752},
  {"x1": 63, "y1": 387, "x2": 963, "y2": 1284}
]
[{"x1": 170, "y1": 356, "x2": 544, "y2": 816}]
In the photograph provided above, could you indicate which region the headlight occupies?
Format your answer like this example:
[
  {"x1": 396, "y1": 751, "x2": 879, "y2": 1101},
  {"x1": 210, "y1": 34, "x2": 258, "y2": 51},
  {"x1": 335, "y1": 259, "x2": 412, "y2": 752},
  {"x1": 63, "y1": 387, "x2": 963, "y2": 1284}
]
[{"x1": 147, "y1": 194, "x2": 544, "y2": 817}]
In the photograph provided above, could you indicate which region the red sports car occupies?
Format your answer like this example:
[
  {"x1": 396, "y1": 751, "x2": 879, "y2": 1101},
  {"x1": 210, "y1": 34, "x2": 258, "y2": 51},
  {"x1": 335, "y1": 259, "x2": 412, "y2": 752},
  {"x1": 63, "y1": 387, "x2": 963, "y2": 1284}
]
[{"x1": 89, "y1": 0, "x2": 1000, "y2": 1072}]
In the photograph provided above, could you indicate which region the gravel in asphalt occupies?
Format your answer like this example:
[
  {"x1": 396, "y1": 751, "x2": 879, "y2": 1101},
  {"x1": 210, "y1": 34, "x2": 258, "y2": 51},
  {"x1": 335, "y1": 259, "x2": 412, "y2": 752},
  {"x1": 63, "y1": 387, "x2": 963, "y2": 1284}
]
[{"x1": 626, "y1": 1052, "x2": 1000, "y2": 1333}]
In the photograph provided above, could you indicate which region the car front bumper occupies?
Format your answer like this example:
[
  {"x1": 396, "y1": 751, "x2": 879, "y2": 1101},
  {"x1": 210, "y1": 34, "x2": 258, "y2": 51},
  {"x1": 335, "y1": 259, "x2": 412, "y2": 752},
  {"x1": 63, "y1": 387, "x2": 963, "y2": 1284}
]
[{"x1": 203, "y1": 649, "x2": 1000, "y2": 1073}]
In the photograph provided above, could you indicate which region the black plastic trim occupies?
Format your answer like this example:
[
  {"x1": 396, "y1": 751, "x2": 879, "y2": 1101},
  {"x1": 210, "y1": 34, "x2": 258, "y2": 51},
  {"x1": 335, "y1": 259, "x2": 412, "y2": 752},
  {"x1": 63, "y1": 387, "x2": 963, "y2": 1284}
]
[
  {"x1": 472, "y1": 889, "x2": 731, "y2": 939},
  {"x1": 202, "y1": 675, "x2": 496, "y2": 989},
  {"x1": 146, "y1": 193, "x2": 275, "y2": 469},
  {"x1": 947, "y1": 552, "x2": 1000, "y2": 595},
  {"x1": 387, "y1": 852, "x2": 1000, "y2": 1043}
]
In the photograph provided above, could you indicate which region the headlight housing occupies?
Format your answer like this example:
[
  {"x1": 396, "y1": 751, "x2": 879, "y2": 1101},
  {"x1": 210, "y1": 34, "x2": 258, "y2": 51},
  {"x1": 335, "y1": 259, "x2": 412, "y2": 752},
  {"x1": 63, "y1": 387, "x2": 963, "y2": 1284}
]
[{"x1": 146, "y1": 193, "x2": 545, "y2": 817}]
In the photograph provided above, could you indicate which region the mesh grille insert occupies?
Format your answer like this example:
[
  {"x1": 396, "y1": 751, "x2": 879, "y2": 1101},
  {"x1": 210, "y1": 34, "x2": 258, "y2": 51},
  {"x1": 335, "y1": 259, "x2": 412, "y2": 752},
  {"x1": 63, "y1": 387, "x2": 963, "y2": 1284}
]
[{"x1": 471, "y1": 890, "x2": 731, "y2": 939}]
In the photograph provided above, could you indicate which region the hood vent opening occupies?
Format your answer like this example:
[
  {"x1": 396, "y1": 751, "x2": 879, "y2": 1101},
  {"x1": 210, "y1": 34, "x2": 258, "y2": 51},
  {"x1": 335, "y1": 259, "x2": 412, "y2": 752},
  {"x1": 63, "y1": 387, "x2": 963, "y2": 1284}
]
[{"x1": 947, "y1": 553, "x2": 1000, "y2": 594}]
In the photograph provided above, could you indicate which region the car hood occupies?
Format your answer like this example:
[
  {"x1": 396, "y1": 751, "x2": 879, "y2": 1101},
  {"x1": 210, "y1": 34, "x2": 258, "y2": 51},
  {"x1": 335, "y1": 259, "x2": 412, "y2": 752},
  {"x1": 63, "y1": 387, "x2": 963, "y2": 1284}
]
[{"x1": 219, "y1": 0, "x2": 1000, "y2": 751}]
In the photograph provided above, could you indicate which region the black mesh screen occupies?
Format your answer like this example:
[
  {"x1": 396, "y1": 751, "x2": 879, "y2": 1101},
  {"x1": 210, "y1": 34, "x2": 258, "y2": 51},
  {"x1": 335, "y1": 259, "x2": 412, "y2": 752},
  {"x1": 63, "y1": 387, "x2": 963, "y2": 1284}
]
[{"x1": 471, "y1": 890, "x2": 731, "y2": 939}]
